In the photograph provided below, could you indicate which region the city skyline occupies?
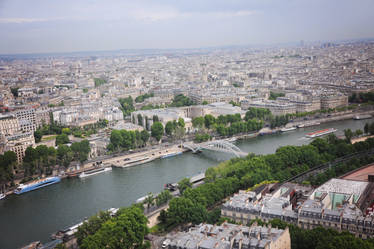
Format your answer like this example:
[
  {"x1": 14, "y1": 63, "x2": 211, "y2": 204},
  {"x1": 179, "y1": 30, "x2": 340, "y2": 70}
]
[{"x1": 1, "y1": 0, "x2": 374, "y2": 54}]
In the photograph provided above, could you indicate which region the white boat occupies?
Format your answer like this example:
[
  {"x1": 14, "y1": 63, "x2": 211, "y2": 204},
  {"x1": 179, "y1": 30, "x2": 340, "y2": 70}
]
[
  {"x1": 353, "y1": 115, "x2": 372, "y2": 120},
  {"x1": 0, "y1": 193, "x2": 5, "y2": 200},
  {"x1": 281, "y1": 127, "x2": 297, "y2": 132},
  {"x1": 306, "y1": 128, "x2": 337, "y2": 138},
  {"x1": 297, "y1": 122, "x2": 320, "y2": 128},
  {"x1": 226, "y1": 137, "x2": 237, "y2": 143},
  {"x1": 79, "y1": 167, "x2": 112, "y2": 178},
  {"x1": 161, "y1": 151, "x2": 182, "y2": 159}
]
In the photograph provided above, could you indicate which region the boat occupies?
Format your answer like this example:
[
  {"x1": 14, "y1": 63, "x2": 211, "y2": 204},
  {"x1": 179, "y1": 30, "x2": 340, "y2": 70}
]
[
  {"x1": 297, "y1": 122, "x2": 320, "y2": 128},
  {"x1": 79, "y1": 166, "x2": 112, "y2": 178},
  {"x1": 20, "y1": 241, "x2": 41, "y2": 249},
  {"x1": 0, "y1": 193, "x2": 5, "y2": 200},
  {"x1": 161, "y1": 151, "x2": 182, "y2": 159},
  {"x1": 117, "y1": 157, "x2": 152, "y2": 168},
  {"x1": 353, "y1": 114, "x2": 372, "y2": 120},
  {"x1": 14, "y1": 176, "x2": 61, "y2": 195},
  {"x1": 226, "y1": 137, "x2": 237, "y2": 143},
  {"x1": 306, "y1": 128, "x2": 337, "y2": 138},
  {"x1": 280, "y1": 127, "x2": 297, "y2": 132}
]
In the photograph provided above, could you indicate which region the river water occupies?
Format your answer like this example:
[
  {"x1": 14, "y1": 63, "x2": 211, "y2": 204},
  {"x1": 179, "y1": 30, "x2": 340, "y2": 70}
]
[{"x1": 0, "y1": 118, "x2": 371, "y2": 249}]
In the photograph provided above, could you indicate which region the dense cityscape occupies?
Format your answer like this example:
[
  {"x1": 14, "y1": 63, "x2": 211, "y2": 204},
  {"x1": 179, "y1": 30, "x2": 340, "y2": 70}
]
[{"x1": 1, "y1": 0, "x2": 374, "y2": 249}]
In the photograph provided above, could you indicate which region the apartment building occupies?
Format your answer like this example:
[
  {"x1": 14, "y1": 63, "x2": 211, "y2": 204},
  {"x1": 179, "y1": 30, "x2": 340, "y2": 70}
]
[
  {"x1": 320, "y1": 95, "x2": 348, "y2": 109},
  {"x1": 221, "y1": 178, "x2": 374, "y2": 239},
  {"x1": 167, "y1": 222, "x2": 291, "y2": 249},
  {"x1": 5, "y1": 132, "x2": 35, "y2": 163},
  {"x1": 0, "y1": 114, "x2": 20, "y2": 136}
]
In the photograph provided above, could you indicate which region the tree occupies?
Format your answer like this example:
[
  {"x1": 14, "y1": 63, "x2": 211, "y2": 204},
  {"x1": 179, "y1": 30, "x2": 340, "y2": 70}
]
[
  {"x1": 76, "y1": 211, "x2": 112, "y2": 246},
  {"x1": 62, "y1": 128, "x2": 71, "y2": 135},
  {"x1": 144, "y1": 192, "x2": 154, "y2": 208},
  {"x1": 0, "y1": 151, "x2": 17, "y2": 183},
  {"x1": 34, "y1": 130, "x2": 42, "y2": 143},
  {"x1": 140, "y1": 130, "x2": 150, "y2": 145},
  {"x1": 110, "y1": 130, "x2": 122, "y2": 150},
  {"x1": 10, "y1": 87, "x2": 19, "y2": 97},
  {"x1": 152, "y1": 115, "x2": 159, "y2": 123},
  {"x1": 178, "y1": 178, "x2": 192, "y2": 194},
  {"x1": 178, "y1": 118, "x2": 185, "y2": 128},
  {"x1": 165, "y1": 121, "x2": 175, "y2": 136},
  {"x1": 156, "y1": 190, "x2": 173, "y2": 206},
  {"x1": 137, "y1": 114, "x2": 143, "y2": 126},
  {"x1": 118, "y1": 97, "x2": 134, "y2": 117},
  {"x1": 169, "y1": 94, "x2": 195, "y2": 107},
  {"x1": 55, "y1": 133, "x2": 69, "y2": 146},
  {"x1": 355, "y1": 129, "x2": 363, "y2": 137},
  {"x1": 80, "y1": 207, "x2": 149, "y2": 249},
  {"x1": 344, "y1": 129, "x2": 354, "y2": 143},
  {"x1": 364, "y1": 123, "x2": 369, "y2": 134},
  {"x1": 151, "y1": 122, "x2": 164, "y2": 141},
  {"x1": 57, "y1": 145, "x2": 73, "y2": 167},
  {"x1": 204, "y1": 114, "x2": 216, "y2": 129},
  {"x1": 192, "y1": 117, "x2": 204, "y2": 129}
]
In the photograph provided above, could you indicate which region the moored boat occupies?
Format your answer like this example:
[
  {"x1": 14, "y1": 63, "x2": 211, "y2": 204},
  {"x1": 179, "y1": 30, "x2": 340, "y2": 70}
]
[
  {"x1": 79, "y1": 167, "x2": 112, "y2": 178},
  {"x1": 297, "y1": 122, "x2": 320, "y2": 128},
  {"x1": 280, "y1": 127, "x2": 297, "y2": 132},
  {"x1": 306, "y1": 128, "x2": 337, "y2": 138},
  {"x1": 353, "y1": 114, "x2": 372, "y2": 120},
  {"x1": 14, "y1": 176, "x2": 61, "y2": 195},
  {"x1": 161, "y1": 151, "x2": 182, "y2": 159}
]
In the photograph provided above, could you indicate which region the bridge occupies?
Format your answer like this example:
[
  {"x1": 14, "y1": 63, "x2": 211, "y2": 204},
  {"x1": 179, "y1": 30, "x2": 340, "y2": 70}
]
[{"x1": 183, "y1": 140, "x2": 247, "y2": 158}]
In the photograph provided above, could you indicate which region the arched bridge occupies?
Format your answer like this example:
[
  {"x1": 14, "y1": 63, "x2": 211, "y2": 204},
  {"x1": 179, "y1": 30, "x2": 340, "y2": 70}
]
[{"x1": 183, "y1": 140, "x2": 247, "y2": 158}]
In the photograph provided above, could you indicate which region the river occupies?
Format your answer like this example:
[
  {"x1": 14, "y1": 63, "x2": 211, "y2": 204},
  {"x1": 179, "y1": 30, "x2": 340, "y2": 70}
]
[{"x1": 0, "y1": 118, "x2": 371, "y2": 249}]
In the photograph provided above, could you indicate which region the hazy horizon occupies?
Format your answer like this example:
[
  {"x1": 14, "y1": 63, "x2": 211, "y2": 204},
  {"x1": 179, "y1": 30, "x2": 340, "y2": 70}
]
[{"x1": 1, "y1": 0, "x2": 374, "y2": 54}]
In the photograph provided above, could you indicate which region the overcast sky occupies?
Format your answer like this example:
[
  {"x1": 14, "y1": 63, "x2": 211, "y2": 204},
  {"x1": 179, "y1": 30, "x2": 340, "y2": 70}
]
[{"x1": 0, "y1": 0, "x2": 373, "y2": 54}]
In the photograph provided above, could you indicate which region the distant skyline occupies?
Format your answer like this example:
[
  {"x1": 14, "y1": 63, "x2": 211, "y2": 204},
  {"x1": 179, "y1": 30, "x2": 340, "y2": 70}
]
[{"x1": 1, "y1": 0, "x2": 374, "y2": 54}]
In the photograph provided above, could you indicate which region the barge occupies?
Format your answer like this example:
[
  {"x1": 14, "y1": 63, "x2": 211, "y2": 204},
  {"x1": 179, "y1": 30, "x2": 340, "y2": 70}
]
[
  {"x1": 14, "y1": 176, "x2": 61, "y2": 195},
  {"x1": 306, "y1": 128, "x2": 337, "y2": 138},
  {"x1": 79, "y1": 166, "x2": 112, "y2": 178}
]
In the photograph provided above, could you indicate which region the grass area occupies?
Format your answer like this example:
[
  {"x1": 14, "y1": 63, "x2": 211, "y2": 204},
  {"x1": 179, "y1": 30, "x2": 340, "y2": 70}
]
[{"x1": 41, "y1": 135, "x2": 57, "y2": 141}]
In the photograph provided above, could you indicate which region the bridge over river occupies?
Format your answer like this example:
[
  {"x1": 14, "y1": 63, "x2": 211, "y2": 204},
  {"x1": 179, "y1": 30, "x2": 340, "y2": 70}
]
[{"x1": 183, "y1": 139, "x2": 247, "y2": 157}]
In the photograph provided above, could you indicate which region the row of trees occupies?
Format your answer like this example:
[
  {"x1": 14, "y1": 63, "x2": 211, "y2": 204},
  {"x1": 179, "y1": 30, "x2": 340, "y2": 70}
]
[
  {"x1": 76, "y1": 206, "x2": 150, "y2": 249},
  {"x1": 164, "y1": 118, "x2": 185, "y2": 140},
  {"x1": 23, "y1": 140, "x2": 91, "y2": 176},
  {"x1": 191, "y1": 113, "x2": 264, "y2": 137},
  {"x1": 34, "y1": 120, "x2": 109, "y2": 143},
  {"x1": 94, "y1": 78, "x2": 107, "y2": 87},
  {"x1": 194, "y1": 133, "x2": 212, "y2": 143},
  {"x1": 158, "y1": 134, "x2": 374, "y2": 231},
  {"x1": 0, "y1": 151, "x2": 17, "y2": 185},
  {"x1": 119, "y1": 96, "x2": 135, "y2": 117},
  {"x1": 269, "y1": 91, "x2": 285, "y2": 100},
  {"x1": 108, "y1": 129, "x2": 150, "y2": 151},
  {"x1": 135, "y1": 93, "x2": 154, "y2": 103},
  {"x1": 169, "y1": 94, "x2": 195, "y2": 107},
  {"x1": 349, "y1": 91, "x2": 374, "y2": 103}
]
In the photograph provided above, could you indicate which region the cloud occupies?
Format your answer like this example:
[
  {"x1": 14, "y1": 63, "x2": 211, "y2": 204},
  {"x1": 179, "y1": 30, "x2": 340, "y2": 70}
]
[{"x1": 0, "y1": 18, "x2": 48, "y2": 24}]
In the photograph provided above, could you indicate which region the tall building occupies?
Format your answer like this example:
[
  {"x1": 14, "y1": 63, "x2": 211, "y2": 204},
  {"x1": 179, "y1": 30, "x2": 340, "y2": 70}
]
[{"x1": 0, "y1": 114, "x2": 20, "y2": 136}]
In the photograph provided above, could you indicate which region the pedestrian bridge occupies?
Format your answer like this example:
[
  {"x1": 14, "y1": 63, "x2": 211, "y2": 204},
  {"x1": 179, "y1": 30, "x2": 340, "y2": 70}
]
[{"x1": 183, "y1": 140, "x2": 247, "y2": 158}]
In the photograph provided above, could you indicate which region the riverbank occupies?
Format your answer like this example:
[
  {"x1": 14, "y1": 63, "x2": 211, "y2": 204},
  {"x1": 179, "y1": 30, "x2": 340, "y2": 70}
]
[
  {"x1": 88, "y1": 145, "x2": 188, "y2": 169},
  {"x1": 1, "y1": 117, "x2": 371, "y2": 249},
  {"x1": 81, "y1": 109, "x2": 374, "y2": 171}
]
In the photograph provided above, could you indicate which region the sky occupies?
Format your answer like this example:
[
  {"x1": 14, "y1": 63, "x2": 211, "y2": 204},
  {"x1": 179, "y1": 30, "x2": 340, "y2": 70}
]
[{"x1": 0, "y1": 0, "x2": 373, "y2": 54}]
